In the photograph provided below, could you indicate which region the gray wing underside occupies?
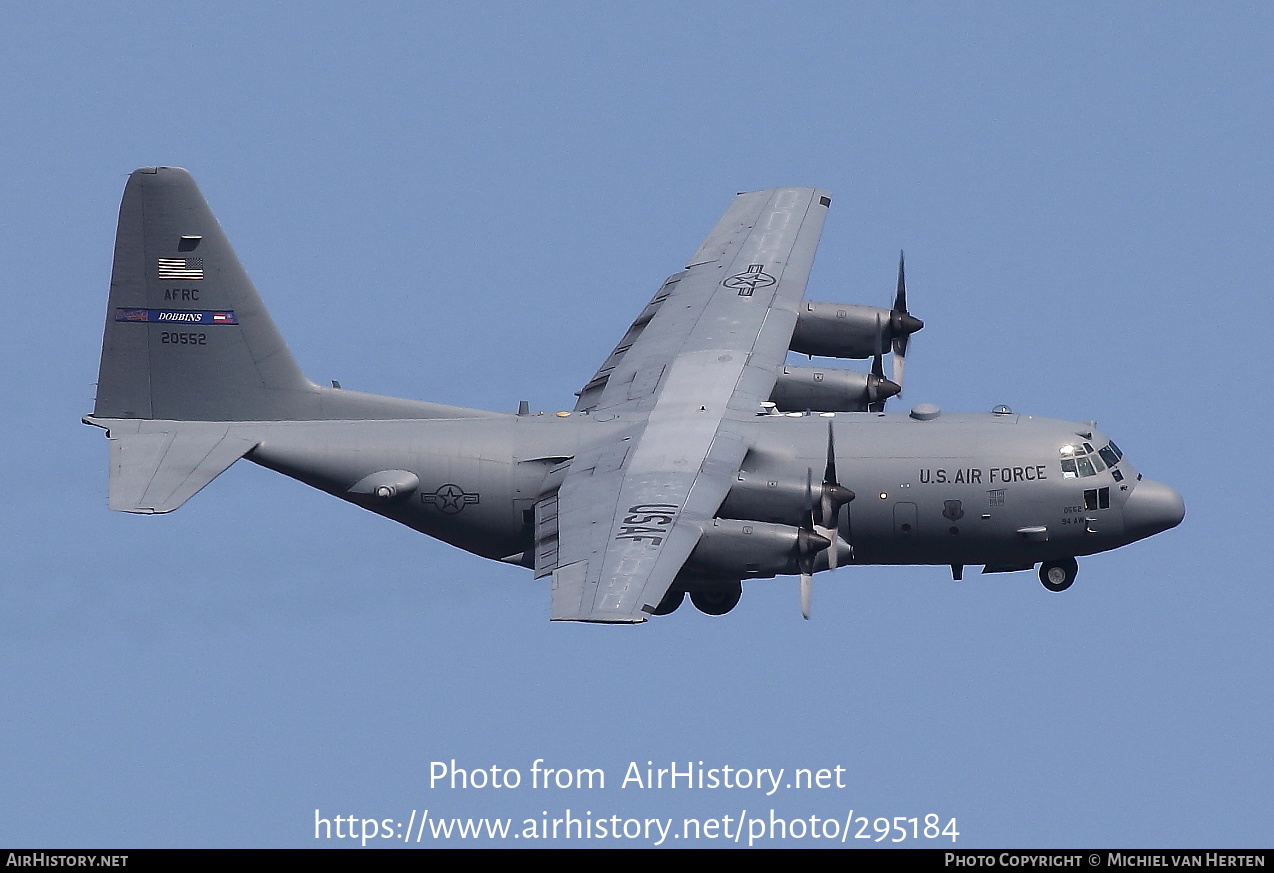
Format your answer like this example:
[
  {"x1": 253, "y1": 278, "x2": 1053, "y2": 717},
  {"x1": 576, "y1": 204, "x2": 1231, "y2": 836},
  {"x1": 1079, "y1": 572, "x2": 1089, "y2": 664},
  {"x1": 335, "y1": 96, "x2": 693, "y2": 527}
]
[
  {"x1": 547, "y1": 391, "x2": 752, "y2": 623},
  {"x1": 550, "y1": 188, "x2": 830, "y2": 622}
]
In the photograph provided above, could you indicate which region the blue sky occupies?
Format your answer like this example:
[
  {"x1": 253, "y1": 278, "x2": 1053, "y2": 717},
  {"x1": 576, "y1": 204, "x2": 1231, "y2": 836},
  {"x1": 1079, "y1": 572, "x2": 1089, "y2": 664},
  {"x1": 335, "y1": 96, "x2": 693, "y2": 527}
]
[{"x1": 2, "y1": 2, "x2": 1270, "y2": 848}]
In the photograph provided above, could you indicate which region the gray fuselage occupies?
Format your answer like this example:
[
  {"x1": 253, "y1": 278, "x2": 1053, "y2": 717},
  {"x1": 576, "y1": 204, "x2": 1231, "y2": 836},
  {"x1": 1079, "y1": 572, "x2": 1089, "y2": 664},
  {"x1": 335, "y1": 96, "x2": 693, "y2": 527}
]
[{"x1": 244, "y1": 406, "x2": 1177, "y2": 576}]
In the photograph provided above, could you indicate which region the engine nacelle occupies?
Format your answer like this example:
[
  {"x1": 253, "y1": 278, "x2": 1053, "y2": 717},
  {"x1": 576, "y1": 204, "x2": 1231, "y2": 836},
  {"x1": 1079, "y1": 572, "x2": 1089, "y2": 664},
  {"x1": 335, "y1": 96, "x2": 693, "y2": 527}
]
[
  {"x1": 686, "y1": 519, "x2": 850, "y2": 578},
  {"x1": 769, "y1": 364, "x2": 891, "y2": 412},
  {"x1": 790, "y1": 301, "x2": 922, "y2": 359},
  {"x1": 718, "y1": 470, "x2": 810, "y2": 526}
]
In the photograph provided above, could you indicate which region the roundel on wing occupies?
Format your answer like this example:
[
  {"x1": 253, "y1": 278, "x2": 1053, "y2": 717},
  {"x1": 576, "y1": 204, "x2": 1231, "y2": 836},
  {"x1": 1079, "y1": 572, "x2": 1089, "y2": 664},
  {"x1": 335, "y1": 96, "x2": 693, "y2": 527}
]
[{"x1": 723, "y1": 264, "x2": 777, "y2": 296}]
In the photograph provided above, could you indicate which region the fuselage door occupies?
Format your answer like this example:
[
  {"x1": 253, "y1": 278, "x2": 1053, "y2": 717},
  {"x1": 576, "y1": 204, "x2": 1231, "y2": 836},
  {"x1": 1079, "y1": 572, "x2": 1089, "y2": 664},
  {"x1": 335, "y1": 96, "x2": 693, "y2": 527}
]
[{"x1": 894, "y1": 501, "x2": 918, "y2": 539}]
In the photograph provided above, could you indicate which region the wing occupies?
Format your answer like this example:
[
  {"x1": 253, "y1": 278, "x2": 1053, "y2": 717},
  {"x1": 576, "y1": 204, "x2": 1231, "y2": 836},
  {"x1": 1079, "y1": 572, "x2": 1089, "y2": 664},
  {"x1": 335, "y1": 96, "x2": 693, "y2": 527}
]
[
  {"x1": 574, "y1": 188, "x2": 831, "y2": 415},
  {"x1": 545, "y1": 188, "x2": 831, "y2": 622}
]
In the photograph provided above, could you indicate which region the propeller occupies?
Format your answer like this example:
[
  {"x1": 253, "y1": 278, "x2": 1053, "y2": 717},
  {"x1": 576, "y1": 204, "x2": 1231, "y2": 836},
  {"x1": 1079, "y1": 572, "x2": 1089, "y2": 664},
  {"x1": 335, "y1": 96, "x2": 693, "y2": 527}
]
[
  {"x1": 889, "y1": 250, "x2": 924, "y2": 390},
  {"x1": 797, "y1": 468, "x2": 832, "y2": 619},
  {"x1": 867, "y1": 315, "x2": 901, "y2": 412},
  {"x1": 816, "y1": 420, "x2": 855, "y2": 568}
]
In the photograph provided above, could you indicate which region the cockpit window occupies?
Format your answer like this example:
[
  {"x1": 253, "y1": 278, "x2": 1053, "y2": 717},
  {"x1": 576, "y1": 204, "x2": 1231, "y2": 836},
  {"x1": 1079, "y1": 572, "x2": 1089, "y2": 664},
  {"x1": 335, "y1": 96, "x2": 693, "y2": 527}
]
[{"x1": 1060, "y1": 441, "x2": 1122, "y2": 479}]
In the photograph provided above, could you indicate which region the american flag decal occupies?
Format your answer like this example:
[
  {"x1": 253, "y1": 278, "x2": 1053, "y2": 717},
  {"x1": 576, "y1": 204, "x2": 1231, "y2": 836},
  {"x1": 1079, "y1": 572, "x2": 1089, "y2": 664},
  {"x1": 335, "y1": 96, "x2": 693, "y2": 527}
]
[{"x1": 157, "y1": 257, "x2": 204, "y2": 280}]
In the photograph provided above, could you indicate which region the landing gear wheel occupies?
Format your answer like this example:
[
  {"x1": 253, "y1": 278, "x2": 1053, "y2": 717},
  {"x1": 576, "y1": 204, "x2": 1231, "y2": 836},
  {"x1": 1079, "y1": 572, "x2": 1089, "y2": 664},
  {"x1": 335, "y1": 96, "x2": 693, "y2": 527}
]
[
  {"x1": 651, "y1": 586, "x2": 686, "y2": 616},
  {"x1": 1039, "y1": 557, "x2": 1078, "y2": 592},
  {"x1": 689, "y1": 582, "x2": 742, "y2": 616}
]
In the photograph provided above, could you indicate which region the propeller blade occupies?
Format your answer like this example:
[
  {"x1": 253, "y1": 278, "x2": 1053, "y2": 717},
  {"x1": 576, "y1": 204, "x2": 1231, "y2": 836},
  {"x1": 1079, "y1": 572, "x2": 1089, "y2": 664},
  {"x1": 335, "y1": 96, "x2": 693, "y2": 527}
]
[
  {"x1": 798, "y1": 468, "x2": 830, "y2": 619},
  {"x1": 823, "y1": 420, "x2": 838, "y2": 487},
  {"x1": 796, "y1": 528, "x2": 826, "y2": 619},
  {"x1": 869, "y1": 316, "x2": 889, "y2": 412},
  {"x1": 894, "y1": 249, "x2": 907, "y2": 314},
  {"x1": 821, "y1": 426, "x2": 839, "y2": 568},
  {"x1": 819, "y1": 421, "x2": 855, "y2": 568},
  {"x1": 844, "y1": 493, "x2": 854, "y2": 563},
  {"x1": 889, "y1": 250, "x2": 922, "y2": 393},
  {"x1": 871, "y1": 314, "x2": 886, "y2": 381}
]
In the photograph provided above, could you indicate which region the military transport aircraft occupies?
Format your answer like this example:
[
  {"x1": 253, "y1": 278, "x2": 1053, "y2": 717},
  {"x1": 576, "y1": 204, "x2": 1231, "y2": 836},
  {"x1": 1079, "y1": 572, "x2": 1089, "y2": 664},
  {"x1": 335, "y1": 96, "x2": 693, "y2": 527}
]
[{"x1": 85, "y1": 168, "x2": 1184, "y2": 622}]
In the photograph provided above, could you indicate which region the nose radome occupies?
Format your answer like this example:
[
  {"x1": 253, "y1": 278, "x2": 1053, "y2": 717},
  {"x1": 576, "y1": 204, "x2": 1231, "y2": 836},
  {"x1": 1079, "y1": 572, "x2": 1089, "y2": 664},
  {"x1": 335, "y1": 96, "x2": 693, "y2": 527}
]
[{"x1": 1123, "y1": 479, "x2": 1185, "y2": 540}]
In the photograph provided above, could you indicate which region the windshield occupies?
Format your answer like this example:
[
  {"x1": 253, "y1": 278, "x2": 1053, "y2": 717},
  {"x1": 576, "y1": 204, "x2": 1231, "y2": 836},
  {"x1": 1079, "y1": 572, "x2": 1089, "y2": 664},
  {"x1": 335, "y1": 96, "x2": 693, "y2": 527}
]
[{"x1": 1060, "y1": 440, "x2": 1122, "y2": 479}]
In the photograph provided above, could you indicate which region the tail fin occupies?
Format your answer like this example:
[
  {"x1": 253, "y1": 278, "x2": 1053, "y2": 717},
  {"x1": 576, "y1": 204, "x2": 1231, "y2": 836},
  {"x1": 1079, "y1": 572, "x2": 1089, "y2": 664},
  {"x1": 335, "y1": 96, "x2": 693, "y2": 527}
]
[
  {"x1": 88, "y1": 167, "x2": 502, "y2": 514},
  {"x1": 94, "y1": 166, "x2": 316, "y2": 421}
]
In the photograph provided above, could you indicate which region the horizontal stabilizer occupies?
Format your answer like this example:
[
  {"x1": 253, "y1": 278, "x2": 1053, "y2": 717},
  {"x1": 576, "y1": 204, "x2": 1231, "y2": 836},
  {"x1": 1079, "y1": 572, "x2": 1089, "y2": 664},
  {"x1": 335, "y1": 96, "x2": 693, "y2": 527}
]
[{"x1": 100, "y1": 421, "x2": 256, "y2": 513}]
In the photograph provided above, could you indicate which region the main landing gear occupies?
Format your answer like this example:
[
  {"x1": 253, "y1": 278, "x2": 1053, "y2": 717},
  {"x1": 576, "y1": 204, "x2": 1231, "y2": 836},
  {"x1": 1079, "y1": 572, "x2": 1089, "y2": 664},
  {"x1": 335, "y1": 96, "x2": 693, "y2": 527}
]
[
  {"x1": 690, "y1": 584, "x2": 742, "y2": 615},
  {"x1": 1038, "y1": 557, "x2": 1078, "y2": 592},
  {"x1": 651, "y1": 581, "x2": 743, "y2": 616}
]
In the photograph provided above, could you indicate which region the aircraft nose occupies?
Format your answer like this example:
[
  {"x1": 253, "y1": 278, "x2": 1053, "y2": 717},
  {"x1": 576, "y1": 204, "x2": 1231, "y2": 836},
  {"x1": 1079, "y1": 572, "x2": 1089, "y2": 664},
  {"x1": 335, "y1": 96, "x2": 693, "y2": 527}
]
[{"x1": 1123, "y1": 479, "x2": 1185, "y2": 540}]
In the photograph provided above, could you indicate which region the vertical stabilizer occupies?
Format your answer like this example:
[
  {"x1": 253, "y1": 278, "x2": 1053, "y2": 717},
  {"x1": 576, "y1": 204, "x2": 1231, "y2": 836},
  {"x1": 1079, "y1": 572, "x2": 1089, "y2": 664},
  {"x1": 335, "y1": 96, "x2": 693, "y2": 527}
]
[{"x1": 94, "y1": 166, "x2": 317, "y2": 421}]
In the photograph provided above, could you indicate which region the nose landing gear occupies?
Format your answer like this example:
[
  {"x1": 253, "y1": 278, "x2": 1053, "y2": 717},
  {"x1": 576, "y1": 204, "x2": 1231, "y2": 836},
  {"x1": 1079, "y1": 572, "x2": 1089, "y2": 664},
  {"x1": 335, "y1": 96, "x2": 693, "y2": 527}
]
[{"x1": 1039, "y1": 557, "x2": 1078, "y2": 592}]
